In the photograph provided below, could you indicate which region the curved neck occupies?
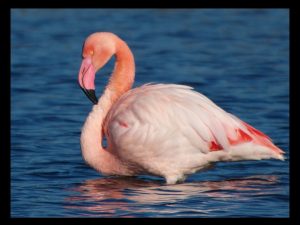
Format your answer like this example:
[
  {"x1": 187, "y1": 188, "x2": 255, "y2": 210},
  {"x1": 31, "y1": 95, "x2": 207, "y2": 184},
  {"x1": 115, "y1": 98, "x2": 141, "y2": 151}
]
[
  {"x1": 107, "y1": 38, "x2": 135, "y2": 102},
  {"x1": 80, "y1": 37, "x2": 135, "y2": 175}
]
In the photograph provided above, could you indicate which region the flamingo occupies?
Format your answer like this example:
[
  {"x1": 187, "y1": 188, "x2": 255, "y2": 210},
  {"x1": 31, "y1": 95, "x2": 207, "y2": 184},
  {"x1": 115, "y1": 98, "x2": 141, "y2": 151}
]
[{"x1": 78, "y1": 32, "x2": 284, "y2": 184}]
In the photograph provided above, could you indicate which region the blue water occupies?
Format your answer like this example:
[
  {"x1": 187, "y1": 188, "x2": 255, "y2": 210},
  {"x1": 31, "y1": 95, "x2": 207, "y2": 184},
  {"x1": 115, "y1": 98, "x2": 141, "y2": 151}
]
[{"x1": 11, "y1": 9, "x2": 289, "y2": 217}]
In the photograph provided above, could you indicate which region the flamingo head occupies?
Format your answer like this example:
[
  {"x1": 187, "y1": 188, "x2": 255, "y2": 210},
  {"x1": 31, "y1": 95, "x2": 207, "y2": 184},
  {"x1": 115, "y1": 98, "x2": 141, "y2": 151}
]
[{"x1": 78, "y1": 32, "x2": 116, "y2": 104}]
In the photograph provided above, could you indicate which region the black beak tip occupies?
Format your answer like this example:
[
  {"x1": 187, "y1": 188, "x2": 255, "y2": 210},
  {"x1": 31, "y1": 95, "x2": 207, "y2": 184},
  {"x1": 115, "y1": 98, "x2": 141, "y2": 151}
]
[{"x1": 80, "y1": 88, "x2": 98, "y2": 105}]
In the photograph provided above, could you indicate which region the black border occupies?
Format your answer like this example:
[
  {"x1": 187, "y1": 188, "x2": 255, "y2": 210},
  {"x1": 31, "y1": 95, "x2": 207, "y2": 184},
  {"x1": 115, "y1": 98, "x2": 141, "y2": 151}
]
[
  {"x1": 289, "y1": 5, "x2": 298, "y2": 225},
  {"x1": 2, "y1": 0, "x2": 297, "y2": 224},
  {"x1": 5, "y1": 0, "x2": 293, "y2": 8},
  {"x1": 1, "y1": 3, "x2": 11, "y2": 223}
]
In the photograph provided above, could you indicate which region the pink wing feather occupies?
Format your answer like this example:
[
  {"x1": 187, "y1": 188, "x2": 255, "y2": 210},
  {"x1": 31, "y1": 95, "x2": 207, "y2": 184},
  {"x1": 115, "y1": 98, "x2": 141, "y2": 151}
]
[{"x1": 104, "y1": 84, "x2": 283, "y2": 159}]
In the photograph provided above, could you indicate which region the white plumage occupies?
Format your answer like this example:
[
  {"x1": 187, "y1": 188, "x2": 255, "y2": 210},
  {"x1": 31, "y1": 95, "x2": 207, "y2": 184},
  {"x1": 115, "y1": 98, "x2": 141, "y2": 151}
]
[{"x1": 100, "y1": 84, "x2": 283, "y2": 184}]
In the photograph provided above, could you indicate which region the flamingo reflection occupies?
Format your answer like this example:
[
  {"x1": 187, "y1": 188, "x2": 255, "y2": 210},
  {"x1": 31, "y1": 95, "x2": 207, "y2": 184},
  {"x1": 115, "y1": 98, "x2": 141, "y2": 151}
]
[{"x1": 64, "y1": 175, "x2": 279, "y2": 217}]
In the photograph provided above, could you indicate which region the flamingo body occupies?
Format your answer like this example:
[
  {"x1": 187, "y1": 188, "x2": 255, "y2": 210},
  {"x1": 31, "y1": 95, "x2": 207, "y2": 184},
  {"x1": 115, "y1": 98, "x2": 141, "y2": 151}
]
[{"x1": 78, "y1": 32, "x2": 284, "y2": 184}]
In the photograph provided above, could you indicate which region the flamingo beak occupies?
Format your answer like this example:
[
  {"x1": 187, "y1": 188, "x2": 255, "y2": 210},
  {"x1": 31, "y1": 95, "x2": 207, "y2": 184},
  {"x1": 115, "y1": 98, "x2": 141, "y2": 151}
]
[
  {"x1": 80, "y1": 88, "x2": 98, "y2": 105},
  {"x1": 78, "y1": 57, "x2": 98, "y2": 104}
]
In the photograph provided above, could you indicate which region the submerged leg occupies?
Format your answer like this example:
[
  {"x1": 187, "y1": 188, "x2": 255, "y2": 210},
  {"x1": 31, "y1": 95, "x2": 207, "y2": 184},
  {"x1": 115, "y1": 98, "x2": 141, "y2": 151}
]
[{"x1": 165, "y1": 174, "x2": 187, "y2": 185}]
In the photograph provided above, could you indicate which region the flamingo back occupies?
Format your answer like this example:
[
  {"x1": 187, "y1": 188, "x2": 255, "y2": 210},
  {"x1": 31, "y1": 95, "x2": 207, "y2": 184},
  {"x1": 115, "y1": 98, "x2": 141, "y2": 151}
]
[{"x1": 102, "y1": 84, "x2": 284, "y2": 179}]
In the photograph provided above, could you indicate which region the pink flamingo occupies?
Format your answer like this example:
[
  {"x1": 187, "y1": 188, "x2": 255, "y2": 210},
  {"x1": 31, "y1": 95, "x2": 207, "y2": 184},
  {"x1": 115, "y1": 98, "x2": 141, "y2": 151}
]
[{"x1": 78, "y1": 32, "x2": 284, "y2": 184}]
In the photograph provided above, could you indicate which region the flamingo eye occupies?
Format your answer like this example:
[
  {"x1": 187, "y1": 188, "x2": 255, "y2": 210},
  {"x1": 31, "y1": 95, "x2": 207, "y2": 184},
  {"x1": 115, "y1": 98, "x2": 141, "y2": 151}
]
[{"x1": 90, "y1": 50, "x2": 94, "y2": 55}]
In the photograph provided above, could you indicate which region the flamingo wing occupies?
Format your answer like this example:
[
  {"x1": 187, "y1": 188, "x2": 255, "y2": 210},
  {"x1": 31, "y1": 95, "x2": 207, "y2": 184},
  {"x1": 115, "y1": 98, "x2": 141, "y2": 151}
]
[{"x1": 103, "y1": 84, "x2": 284, "y2": 173}]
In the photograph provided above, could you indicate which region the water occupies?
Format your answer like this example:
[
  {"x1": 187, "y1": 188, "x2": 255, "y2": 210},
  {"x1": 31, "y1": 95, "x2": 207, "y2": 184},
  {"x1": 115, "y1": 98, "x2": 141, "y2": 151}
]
[{"x1": 11, "y1": 9, "x2": 289, "y2": 217}]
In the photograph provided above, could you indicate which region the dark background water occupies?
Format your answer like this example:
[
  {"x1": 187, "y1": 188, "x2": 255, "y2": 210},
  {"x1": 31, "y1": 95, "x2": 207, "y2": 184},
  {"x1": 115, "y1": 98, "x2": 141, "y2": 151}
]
[{"x1": 11, "y1": 9, "x2": 289, "y2": 217}]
